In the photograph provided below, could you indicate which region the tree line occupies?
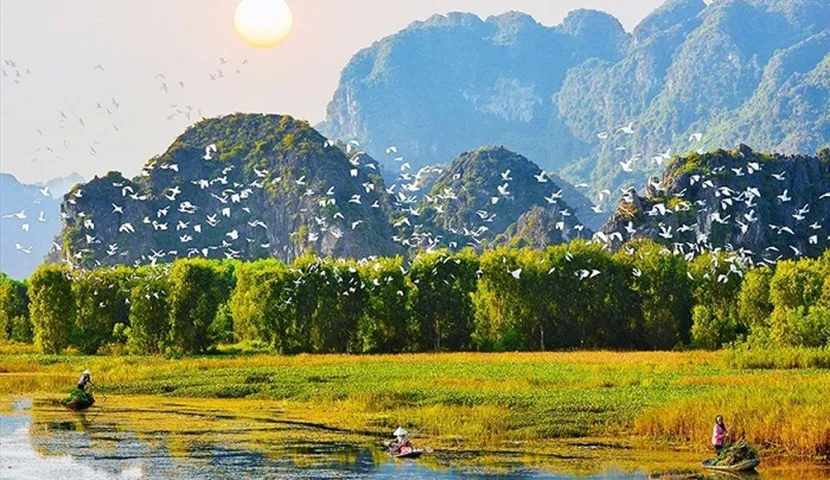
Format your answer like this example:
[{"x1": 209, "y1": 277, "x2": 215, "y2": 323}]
[{"x1": 1, "y1": 240, "x2": 829, "y2": 355}]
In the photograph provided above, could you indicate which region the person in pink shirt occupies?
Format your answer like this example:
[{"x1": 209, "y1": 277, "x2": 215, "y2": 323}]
[{"x1": 711, "y1": 414, "x2": 729, "y2": 453}]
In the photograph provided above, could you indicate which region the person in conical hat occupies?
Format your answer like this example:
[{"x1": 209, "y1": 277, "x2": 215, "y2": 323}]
[
  {"x1": 389, "y1": 426, "x2": 412, "y2": 455},
  {"x1": 77, "y1": 369, "x2": 94, "y2": 391}
]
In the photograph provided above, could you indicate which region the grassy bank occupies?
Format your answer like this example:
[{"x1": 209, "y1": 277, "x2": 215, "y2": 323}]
[{"x1": 1, "y1": 345, "x2": 828, "y2": 460}]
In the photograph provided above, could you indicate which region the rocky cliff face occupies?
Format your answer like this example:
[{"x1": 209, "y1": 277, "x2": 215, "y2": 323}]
[
  {"x1": 394, "y1": 146, "x2": 590, "y2": 251},
  {"x1": 599, "y1": 145, "x2": 830, "y2": 263},
  {"x1": 57, "y1": 114, "x2": 399, "y2": 268},
  {"x1": 319, "y1": 9, "x2": 628, "y2": 173},
  {"x1": 319, "y1": 0, "x2": 829, "y2": 204}
]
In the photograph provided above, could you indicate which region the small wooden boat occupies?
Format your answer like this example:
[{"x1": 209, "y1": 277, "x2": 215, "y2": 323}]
[
  {"x1": 702, "y1": 457, "x2": 760, "y2": 471},
  {"x1": 392, "y1": 448, "x2": 424, "y2": 459},
  {"x1": 63, "y1": 389, "x2": 95, "y2": 411},
  {"x1": 64, "y1": 398, "x2": 94, "y2": 411}
]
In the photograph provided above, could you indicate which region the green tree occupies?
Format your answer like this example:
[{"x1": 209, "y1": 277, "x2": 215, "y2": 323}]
[
  {"x1": 553, "y1": 241, "x2": 637, "y2": 349},
  {"x1": 28, "y1": 264, "x2": 75, "y2": 354},
  {"x1": 472, "y1": 248, "x2": 528, "y2": 351},
  {"x1": 210, "y1": 303, "x2": 235, "y2": 345},
  {"x1": 688, "y1": 252, "x2": 747, "y2": 348},
  {"x1": 229, "y1": 259, "x2": 284, "y2": 342},
  {"x1": 766, "y1": 254, "x2": 830, "y2": 347},
  {"x1": 410, "y1": 250, "x2": 479, "y2": 351},
  {"x1": 738, "y1": 265, "x2": 774, "y2": 331},
  {"x1": 615, "y1": 240, "x2": 693, "y2": 349},
  {"x1": 168, "y1": 259, "x2": 233, "y2": 353},
  {"x1": 72, "y1": 266, "x2": 133, "y2": 354},
  {"x1": 473, "y1": 242, "x2": 636, "y2": 351},
  {"x1": 357, "y1": 256, "x2": 411, "y2": 353},
  {"x1": 128, "y1": 267, "x2": 171, "y2": 354},
  {"x1": 0, "y1": 274, "x2": 31, "y2": 343},
  {"x1": 310, "y1": 258, "x2": 366, "y2": 353},
  {"x1": 230, "y1": 259, "x2": 308, "y2": 353}
]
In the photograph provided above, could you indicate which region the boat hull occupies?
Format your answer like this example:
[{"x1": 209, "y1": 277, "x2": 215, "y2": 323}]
[
  {"x1": 392, "y1": 449, "x2": 424, "y2": 459},
  {"x1": 701, "y1": 458, "x2": 760, "y2": 471}
]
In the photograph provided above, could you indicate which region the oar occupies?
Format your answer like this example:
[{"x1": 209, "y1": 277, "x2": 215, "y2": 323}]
[{"x1": 408, "y1": 426, "x2": 434, "y2": 454}]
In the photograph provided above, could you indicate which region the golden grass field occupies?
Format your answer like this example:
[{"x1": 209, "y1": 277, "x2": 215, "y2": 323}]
[{"x1": 1, "y1": 345, "x2": 828, "y2": 466}]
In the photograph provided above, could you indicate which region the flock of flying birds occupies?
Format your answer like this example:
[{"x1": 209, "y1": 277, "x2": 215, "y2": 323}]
[
  {"x1": 4, "y1": 55, "x2": 250, "y2": 167},
  {"x1": 4, "y1": 52, "x2": 830, "y2": 296},
  {"x1": 2, "y1": 55, "x2": 250, "y2": 256}
]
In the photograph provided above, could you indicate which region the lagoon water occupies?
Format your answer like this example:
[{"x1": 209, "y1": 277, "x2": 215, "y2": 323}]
[{"x1": 0, "y1": 397, "x2": 819, "y2": 480}]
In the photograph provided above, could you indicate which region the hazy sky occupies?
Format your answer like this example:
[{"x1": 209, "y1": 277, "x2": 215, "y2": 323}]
[{"x1": 1, "y1": 0, "x2": 672, "y2": 184}]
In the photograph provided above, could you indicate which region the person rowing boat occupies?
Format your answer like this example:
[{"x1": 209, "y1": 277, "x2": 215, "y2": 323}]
[
  {"x1": 77, "y1": 369, "x2": 95, "y2": 392},
  {"x1": 386, "y1": 427, "x2": 424, "y2": 458},
  {"x1": 388, "y1": 427, "x2": 413, "y2": 455},
  {"x1": 63, "y1": 368, "x2": 96, "y2": 410}
]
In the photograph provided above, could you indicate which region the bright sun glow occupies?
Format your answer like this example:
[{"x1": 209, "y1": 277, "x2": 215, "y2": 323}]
[{"x1": 234, "y1": 0, "x2": 293, "y2": 48}]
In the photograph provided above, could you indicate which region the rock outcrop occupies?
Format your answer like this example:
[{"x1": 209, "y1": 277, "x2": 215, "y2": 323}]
[
  {"x1": 395, "y1": 146, "x2": 590, "y2": 251},
  {"x1": 599, "y1": 145, "x2": 830, "y2": 263}
]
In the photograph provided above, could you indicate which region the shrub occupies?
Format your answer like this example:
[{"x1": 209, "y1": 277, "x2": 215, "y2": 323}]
[
  {"x1": 691, "y1": 305, "x2": 735, "y2": 349},
  {"x1": 769, "y1": 307, "x2": 830, "y2": 348},
  {"x1": 725, "y1": 344, "x2": 830, "y2": 369}
]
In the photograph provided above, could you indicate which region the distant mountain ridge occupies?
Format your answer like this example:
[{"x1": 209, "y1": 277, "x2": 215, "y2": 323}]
[
  {"x1": 319, "y1": 0, "x2": 830, "y2": 200},
  {"x1": 54, "y1": 117, "x2": 599, "y2": 270},
  {"x1": 0, "y1": 174, "x2": 63, "y2": 279},
  {"x1": 28, "y1": 113, "x2": 830, "y2": 272},
  {"x1": 37, "y1": 172, "x2": 85, "y2": 199}
]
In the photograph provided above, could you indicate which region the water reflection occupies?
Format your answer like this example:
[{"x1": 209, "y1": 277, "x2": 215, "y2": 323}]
[{"x1": 0, "y1": 398, "x2": 822, "y2": 479}]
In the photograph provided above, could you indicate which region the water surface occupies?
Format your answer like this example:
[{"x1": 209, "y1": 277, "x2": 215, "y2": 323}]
[{"x1": 1, "y1": 397, "x2": 824, "y2": 479}]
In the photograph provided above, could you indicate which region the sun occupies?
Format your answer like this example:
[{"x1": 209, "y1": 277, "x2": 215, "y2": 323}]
[{"x1": 234, "y1": 0, "x2": 293, "y2": 48}]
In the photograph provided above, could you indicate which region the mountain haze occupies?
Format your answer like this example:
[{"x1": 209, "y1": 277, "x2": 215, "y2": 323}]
[{"x1": 0, "y1": 174, "x2": 61, "y2": 279}]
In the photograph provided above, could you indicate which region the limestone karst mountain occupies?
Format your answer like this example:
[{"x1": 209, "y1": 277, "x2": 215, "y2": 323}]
[
  {"x1": 320, "y1": 0, "x2": 830, "y2": 201},
  {"x1": 598, "y1": 145, "x2": 830, "y2": 263},
  {"x1": 56, "y1": 114, "x2": 399, "y2": 268},
  {"x1": 394, "y1": 146, "x2": 591, "y2": 251}
]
